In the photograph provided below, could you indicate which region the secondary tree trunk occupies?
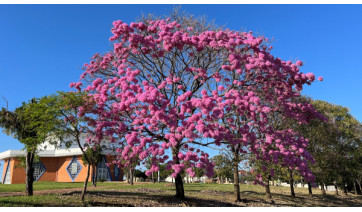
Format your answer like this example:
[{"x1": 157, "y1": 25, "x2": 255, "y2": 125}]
[
  {"x1": 334, "y1": 182, "x2": 339, "y2": 195},
  {"x1": 265, "y1": 174, "x2": 272, "y2": 199},
  {"x1": 321, "y1": 182, "x2": 326, "y2": 195},
  {"x1": 130, "y1": 169, "x2": 134, "y2": 185},
  {"x1": 91, "y1": 164, "x2": 95, "y2": 186},
  {"x1": 353, "y1": 182, "x2": 357, "y2": 195},
  {"x1": 308, "y1": 182, "x2": 313, "y2": 196},
  {"x1": 357, "y1": 180, "x2": 361, "y2": 195},
  {"x1": 94, "y1": 166, "x2": 98, "y2": 187},
  {"x1": 81, "y1": 163, "x2": 91, "y2": 201},
  {"x1": 92, "y1": 164, "x2": 97, "y2": 187},
  {"x1": 289, "y1": 170, "x2": 295, "y2": 197},
  {"x1": 25, "y1": 151, "x2": 35, "y2": 196},
  {"x1": 343, "y1": 181, "x2": 348, "y2": 195},
  {"x1": 232, "y1": 147, "x2": 241, "y2": 202}
]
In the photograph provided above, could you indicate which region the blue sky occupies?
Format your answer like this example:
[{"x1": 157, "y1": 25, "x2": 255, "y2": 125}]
[{"x1": 1, "y1": 4, "x2": 362, "y2": 179}]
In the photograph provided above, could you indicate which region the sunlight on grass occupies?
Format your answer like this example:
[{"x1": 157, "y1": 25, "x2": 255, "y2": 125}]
[{"x1": 0, "y1": 182, "x2": 361, "y2": 207}]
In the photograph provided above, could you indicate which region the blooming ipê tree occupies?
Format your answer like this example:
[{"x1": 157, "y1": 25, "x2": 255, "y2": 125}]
[{"x1": 70, "y1": 11, "x2": 323, "y2": 199}]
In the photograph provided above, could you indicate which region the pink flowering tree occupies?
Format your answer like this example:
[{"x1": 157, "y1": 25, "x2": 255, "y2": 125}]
[
  {"x1": 70, "y1": 13, "x2": 236, "y2": 198},
  {"x1": 70, "y1": 10, "x2": 323, "y2": 199},
  {"x1": 246, "y1": 94, "x2": 325, "y2": 198},
  {"x1": 186, "y1": 37, "x2": 324, "y2": 201}
]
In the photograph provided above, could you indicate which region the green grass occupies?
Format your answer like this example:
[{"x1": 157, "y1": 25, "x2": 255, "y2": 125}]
[
  {"x1": 0, "y1": 194, "x2": 77, "y2": 207},
  {"x1": 0, "y1": 181, "x2": 115, "y2": 192},
  {"x1": 0, "y1": 182, "x2": 361, "y2": 207}
]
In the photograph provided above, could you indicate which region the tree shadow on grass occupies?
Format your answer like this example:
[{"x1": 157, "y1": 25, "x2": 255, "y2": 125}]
[
  {"x1": 86, "y1": 202, "x2": 134, "y2": 207},
  {"x1": 260, "y1": 191, "x2": 362, "y2": 207},
  {"x1": 311, "y1": 194, "x2": 362, "y2": 207},
  {"x1": 68, "y1": 190, "x2": 242, "y2": 207},
  {"x1": 240, "y1": 190, "x2": 342, "y2": 207},
  {"x1": 0, "y1": 200, "x2": 43, "y2": 207},
  {"x1": 2, "y1": 188, "x2": 359, "y2": 207},
  {"x1": 241, "y1": 190, "x2": 261, "y2": 195}
]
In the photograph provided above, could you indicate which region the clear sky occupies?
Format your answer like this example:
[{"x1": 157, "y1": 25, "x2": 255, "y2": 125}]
[{"x1": 1, "y1": 4, "x2": 362, "y2": 179}]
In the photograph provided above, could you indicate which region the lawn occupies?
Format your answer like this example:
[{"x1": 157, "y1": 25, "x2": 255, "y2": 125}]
[
  {"x1": 0, "y1": 182, "x2": 361, "y2": 207},
  {"x1": 0, "y1": 181, "x2": 114, "y2": 192}
]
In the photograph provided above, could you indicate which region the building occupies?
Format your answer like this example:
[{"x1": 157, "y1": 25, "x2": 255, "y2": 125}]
[{"x1": 0, "y1": 134, "x2": 123, "y2": 184}]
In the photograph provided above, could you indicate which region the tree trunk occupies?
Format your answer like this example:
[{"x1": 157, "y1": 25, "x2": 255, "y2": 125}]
[
  {"x1": 353, "y1": 182, "x2": 357, "y2": 195},
  {"x1": 152, "y1": 172, "x2": 155, "y2": 183},
  {"x1": 91, "y1": 164, "x2": 95, "y2": 186},
  {"x1": 289, "y1": 170, "x2": 295, "y2": 197},
  {"x1": 357, "y1": 180, "x2": 361, "y2": 195},
  {"x1": 334, "y1": 182, "x2": 339, "y2": 195},
  {"x1": 232, "y1": 148, "x2": 241, "y2": 202},
  {"x1": 94, "y1": 166, "x2": 98, "y2": 187},
  {"x1": 91, "y1": 164, "x2": 96, "y2": 187},
  {"x1": 172, "y1": 147, "x2": 185, "y2": 199},
  {"x1": 130, "y1": 169, "x2": 134, "y2": 185},
  {"x1": 175, "y1": 173, "x2": 185, "y2": 199},
  {"x1": 272, "y1": 179, "x2": 275, "y2": 186},
  {"x1": 308, "y1": 182, "x2": 313, "y2": 197},
  {"x1": 321, "y1": 182, "x2": 326, "y2": 195},
  {"x1": 81, "y1": 163, "x2": 91, "y2": 201},
  {"x1": 126, "y1": 170, "x2": 130, "y2": 184},
  {"x1": 25, "y1": 151, "x2": 35, "y2": 196},
  {"x1": 265, "y1": 175, "x2": 272, "y2": 199},
  {"x1": 343, "y1": 181, "x2": 348, "y2": 195}
]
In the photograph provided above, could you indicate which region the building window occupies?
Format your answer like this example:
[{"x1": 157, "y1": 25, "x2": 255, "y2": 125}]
[
  {"x1": 97, "y1": 157, "x2": 111, "y2": 181},
  {"x1": 33, "y1": 162, "x2": 46, "y2": 181},
  {"x1": 66, "y1": 156, "x2": 82, "y2": 181},
  {"x1": 114, "y1": 166, "x2": 120, "y2": 181},
  {"x1": 3, "y1": 160, "x2": 11, "y2": 184}
]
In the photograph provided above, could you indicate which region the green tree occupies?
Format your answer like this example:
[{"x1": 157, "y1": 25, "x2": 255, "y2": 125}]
[
  {"x1": 148, "y1": 163, "x2": 173, "y2": 182},
  {"x1": 298, "y1": 100, "x2": 362, "y2": 196},
  {"x1": 211, "y1": 154, "x2": 233, "y2": 184},
  {"x1": 52, "y1": 91, "x2": 97, "y2": 201},
  {"x1": 134, "y1": 169, "x2": 147, "y2": 181},
  {"x1": 0, "y1": 96, "x2": 60, "y2": 196},
  {"x1": 194, "y1": 167, "x2": 205, "y2": 182}
]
